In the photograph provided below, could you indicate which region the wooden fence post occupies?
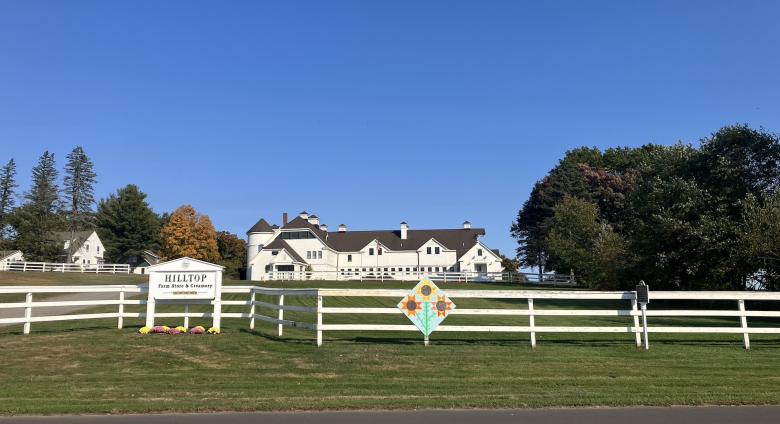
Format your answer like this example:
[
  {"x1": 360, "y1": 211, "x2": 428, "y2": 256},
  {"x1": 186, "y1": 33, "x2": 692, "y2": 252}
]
[
  {"x1": 277, "y1": 294, "x2": 284, "y2": 337},
  {"x1": 117, "y1": 290, "x2": 124, "y2": 329},
  {"x1": 23, "y1": 292, "x2": 32, "y2": 335},
  {"x1": 631, "y1": 298, "x2": 642, "y2": 347},
  {"x1": 249, "y1": 290, "x2": 256, "y2": 330},
  {"x1": 739, "y1": 299, "x2": 750, "y2": 350},
  {"x1": 528, "y1": 298, "x2": 536, "y2": 348},
  {"x1": 316, "y1": 294, "x2": 323, "y2": 347}
]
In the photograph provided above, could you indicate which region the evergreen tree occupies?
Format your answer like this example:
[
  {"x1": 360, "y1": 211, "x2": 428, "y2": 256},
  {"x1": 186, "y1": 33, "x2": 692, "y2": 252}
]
[
  {"x1": 10, "y1": 151, "x2": 64, "y2": 261},
  {"x1": 0, "y1": 159, "x2": 17, "y2": 242},
  {"x1": 62, "y1": 146, "x2": 97, "y2": 262},
  {"x1": 96, "y1": 185, "x2": 161, "y2": 262}
]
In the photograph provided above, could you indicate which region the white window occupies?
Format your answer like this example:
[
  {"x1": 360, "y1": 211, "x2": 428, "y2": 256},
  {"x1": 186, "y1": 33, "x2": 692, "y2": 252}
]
[
  {"x1": 478, "y1": 248, "x2": 483, "y2": 256},
  {"x1": 97, "y1": 246, "x2": 100, "y2": 254},
  {"x1": 347, "y1": 254, "x2": 352, "y2": 262},
  {"x1": 369, "y1": 248, "x2": 374, "y2": 256},
  {"x1": 306, "y1": 251, "x2": 312, "y2": 259},
  {"x1": 435, "y1": 247, "x2": 440, "y2": 254},
  {"x1": 318, "y1": 251, "x2": 322, "y2": 259},
  {"x1": 426, "y1": 247, "x2": 432, "y2": 254},
  {"x1": 378, "y1": 248, "x2": 383, "y2": 255}
]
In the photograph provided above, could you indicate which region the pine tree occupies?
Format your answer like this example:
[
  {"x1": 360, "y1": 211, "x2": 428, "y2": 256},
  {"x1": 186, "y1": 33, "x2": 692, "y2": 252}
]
[
  {"x1": 0, "y1": 159, "x2": 17, "y2": 242},
  {"x1": 10, "y1": 151, "x2": 65, "y2": 261},
  {"x1": 96, "y1": 185, "x2": 161, "y2": 262},
  {"x1": 159, "y1": 205, "x2": 220, "y2": 262},
  {"x1": 62, "y1": 146, "x2": 97, "y2": 262}
]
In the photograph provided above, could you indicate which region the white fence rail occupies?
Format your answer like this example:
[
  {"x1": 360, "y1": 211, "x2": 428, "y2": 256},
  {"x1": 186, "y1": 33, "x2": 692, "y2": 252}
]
[
  {"x1": 2, "y1": 284, "x2": 779, "y2": 350},
  {"x1": 1, "y1": 261, "x2": 131, "y2": 274},
  {"x1": 262, "y1": 270, "x2": 575, "y2": 285}
]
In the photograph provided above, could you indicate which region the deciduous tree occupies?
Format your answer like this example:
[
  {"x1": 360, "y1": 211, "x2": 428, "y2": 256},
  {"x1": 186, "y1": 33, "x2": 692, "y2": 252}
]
[{"x1": 159, "y1": 205, "x2": 220, "y2": 262}]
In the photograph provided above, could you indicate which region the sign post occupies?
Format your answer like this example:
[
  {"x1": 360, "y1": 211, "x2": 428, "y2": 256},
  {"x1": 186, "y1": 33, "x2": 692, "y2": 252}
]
[
  {"x1": 636, "y1": 280, "x2": 650, "y2": 350},
  {"x1": 145, "y1": 257, "x2": 224, "y2": 330}
]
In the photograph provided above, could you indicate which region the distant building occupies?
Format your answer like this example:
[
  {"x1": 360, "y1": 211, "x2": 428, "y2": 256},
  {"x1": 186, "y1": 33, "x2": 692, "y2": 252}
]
[
  {"x1": 53, "y1": 231, "x2": 105, "y2": 266},
  {"x1": 120, "y1": 250, "x2": 161, "y2": 275},
  {"x1": 0, "y1": 250, "x2": 24, "y2": 266},
  {"x1": 246, "y1": 211, "x2": 503, "y2": 280}
]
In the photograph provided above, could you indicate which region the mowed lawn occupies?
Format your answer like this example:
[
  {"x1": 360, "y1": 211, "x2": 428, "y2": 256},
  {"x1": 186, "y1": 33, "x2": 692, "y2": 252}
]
[{"x1": 1, "y1": 272, "x2": 780, "y2": 414}]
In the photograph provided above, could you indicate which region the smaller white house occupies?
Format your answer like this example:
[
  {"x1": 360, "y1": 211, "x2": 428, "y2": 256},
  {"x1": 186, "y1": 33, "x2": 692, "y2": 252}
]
[
  {"x1": 54, "y1": 231, "x2": 105, "y2": 266},
  {"x1": 0, "y1": 250, "x2": 24, "y2": 268}
]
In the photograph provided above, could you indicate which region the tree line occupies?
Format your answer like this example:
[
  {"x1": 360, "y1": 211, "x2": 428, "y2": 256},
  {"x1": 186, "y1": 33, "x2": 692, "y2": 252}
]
[
  {"x1": 0, "y1": 149, "x2": 246, "y2": 278},
  {"x1": 512, "y1": 124, "x2": 780, "y2": 290}
]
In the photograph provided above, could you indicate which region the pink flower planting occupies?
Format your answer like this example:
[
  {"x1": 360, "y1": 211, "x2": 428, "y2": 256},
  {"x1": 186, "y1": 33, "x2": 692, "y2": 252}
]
[
  {"x1": 168, "y1": 328, "x2": 182, "y2": 335},
  {"x1": 150, "y1": 326, "x2": 168, "y2": 334},
  {"x1": 190, "y1": 326, "x2": 206, "y2": 334}
]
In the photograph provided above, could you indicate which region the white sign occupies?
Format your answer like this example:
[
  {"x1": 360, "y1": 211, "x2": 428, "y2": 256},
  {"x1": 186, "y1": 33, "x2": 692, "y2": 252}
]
[
  {"x1": 144, "y1": 257, "x2": 224, "y2": 328},
  {"x1": 150, "y1": 271, "x2": 217, "y2": 300}
]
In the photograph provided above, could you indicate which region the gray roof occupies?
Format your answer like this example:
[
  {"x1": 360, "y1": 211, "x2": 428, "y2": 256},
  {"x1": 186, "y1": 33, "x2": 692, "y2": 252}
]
[
  {"x1": 263, "y1": 238, "x2": 307, "y2": 264},
  {"x1": 246, "y1": 218, "x2": 274, "y2": 234},
  {"x1": 275, "y1": 216, "x2": 485, "y2": 259},
  {"x1": 52, "y1": 231, "x2": 97, "y2": 255},
  {"x1": 0, "y1": 250, "x2": 21, "y2": 260},
  {"x1": 53, "y1": 231, "x2": 94, "y2": 242}
]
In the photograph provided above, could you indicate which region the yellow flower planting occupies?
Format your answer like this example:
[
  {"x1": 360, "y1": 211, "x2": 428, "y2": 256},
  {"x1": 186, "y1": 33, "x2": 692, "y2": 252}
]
[
  {"x1": 207, "y1": 327, "x2": 220, "y2": 334},
  {"x1": 138, "y1": 326, "x2": 151, "y2": 334}
]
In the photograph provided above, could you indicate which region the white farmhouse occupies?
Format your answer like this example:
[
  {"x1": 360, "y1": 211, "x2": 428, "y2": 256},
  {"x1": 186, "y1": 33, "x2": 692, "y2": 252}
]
[
  {"x1": 54, "y1": 231, "x2": 105, "y2": 266},
  {"x1": 0, "y1": 250, "x2": 24, "y2": 266},
  {"x1": 246, "y1": 211, "x2": 503, "y2": 281}
]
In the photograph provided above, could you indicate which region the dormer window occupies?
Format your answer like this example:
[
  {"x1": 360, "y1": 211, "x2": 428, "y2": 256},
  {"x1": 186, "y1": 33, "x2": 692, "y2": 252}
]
[
  {"x1": 434, "y1": 247, "x2": 440, "y2": 254},
  {"x1": 369, "y1": 248, "x2": 374, "y2": 256},
  {"x1": 378, "y1": 248, "x2": 383, "y2": 255},
  {"x1": 478, "y1": 248, "x2": 483, "y2": 256},
  {"x1": 426, "y1": 247, "x2": 432, "y2": 254}
]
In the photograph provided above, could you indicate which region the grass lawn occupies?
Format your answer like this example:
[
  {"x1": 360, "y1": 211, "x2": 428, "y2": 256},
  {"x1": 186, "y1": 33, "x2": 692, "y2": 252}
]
[{"x1": 1, "y1": 273, "x2": 779, "y2": 414}]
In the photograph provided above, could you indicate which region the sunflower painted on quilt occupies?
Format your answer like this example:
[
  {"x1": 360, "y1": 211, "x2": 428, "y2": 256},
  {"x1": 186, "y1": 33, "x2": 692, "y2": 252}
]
[{"x1": 397, "y1": 277, "x2": 456, "y2": 337}]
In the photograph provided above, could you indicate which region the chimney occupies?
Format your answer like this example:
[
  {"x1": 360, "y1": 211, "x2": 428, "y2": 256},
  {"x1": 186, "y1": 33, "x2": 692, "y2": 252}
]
[
  {"x1": 282, "y1": 213, "x2": 288, "y2": 226},
  {"x1": 299, "y1": 211, "x2": 309, "y2": 220},
  {"x1": 320, "y1": 224, "x2": 328, "y2": 232},
  {"x1": 463, "y1": 220, "x2": 471, "y2": 229},
  {"x1": 400, "y1": 221, "x2": 408, "y2": 240},
  {"x1": 308, "y1": 215, "x2": 320, "y2": 225},
  {"x1": 338, "y1": 224, "x2": 347, "y2": 232}
]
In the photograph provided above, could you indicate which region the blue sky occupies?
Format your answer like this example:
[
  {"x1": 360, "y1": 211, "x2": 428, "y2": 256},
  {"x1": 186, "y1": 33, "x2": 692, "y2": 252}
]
[{"x1": 1, "y1": 1, "x2": 779, "y2": 257}]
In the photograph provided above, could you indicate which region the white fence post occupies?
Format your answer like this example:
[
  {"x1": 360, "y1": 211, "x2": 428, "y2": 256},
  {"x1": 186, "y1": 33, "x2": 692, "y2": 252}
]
[
  {"x1": 316, "y1": 293, "x2": 323, "y2": 347},
  {"x1": 528, "y1": 298, "x2": 536, "y2": 348},
  {"x1": 23, "y1": 292, "x2": 32, "y2": 335},
  {"x1": 117, "y1": 290, "x2": 124, "y2": 329},
  {"x1": 739, "y1": 299, "x2": 750, "y2": 350},
  {"x1": 631, "y1": 298, "x2": 641, "y2": 347},
  {"x1": 184, "y1": 304, "x2": 189, "y2": 329},
  {"x1": 249, "y1": 290, "x2": 256, "y2": 330},
  {"x1": 277, "y1": 294, "x2": 284, "y2": 337}
]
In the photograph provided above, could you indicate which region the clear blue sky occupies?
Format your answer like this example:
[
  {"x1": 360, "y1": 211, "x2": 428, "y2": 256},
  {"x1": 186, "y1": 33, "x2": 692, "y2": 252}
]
[{"x1": 1, "y1": 1, "x2": 779, "y2": 258}]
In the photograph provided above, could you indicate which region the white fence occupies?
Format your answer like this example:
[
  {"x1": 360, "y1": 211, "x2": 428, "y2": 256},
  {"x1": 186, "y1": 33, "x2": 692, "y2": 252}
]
[
  {"x1": 1, "y1": 261, "x2": 130, "y2": 274},
  {"x1": 262, "y1": 270, "x2": 575, "y2": 285},
  {"x1": 2, "y1": 284, "x2": 779, "y2": 350}
]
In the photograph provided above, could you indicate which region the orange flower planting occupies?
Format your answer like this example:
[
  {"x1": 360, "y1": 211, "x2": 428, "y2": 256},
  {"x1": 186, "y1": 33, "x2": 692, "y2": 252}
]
[{"x1": 399, "y1": 295, "x2": 422, "y2": 317}]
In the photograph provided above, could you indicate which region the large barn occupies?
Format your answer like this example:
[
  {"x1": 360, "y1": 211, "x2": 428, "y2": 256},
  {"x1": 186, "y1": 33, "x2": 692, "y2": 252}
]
[{"x1": 246, "y1": 211, "x2": 503, "y2": 281}]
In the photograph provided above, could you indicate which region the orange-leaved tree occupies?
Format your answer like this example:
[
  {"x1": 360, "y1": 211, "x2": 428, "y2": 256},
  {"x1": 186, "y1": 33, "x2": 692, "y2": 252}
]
[{"x1": 159, "y1": 205, "x2": 220, "y2": 262}]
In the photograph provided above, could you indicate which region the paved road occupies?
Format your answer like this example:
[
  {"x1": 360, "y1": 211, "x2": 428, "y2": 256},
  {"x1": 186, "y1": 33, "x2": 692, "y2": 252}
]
[
  {"x1": 0, "y1": 291, "x2": 123, "y2": 328},
  {"x1": 0, "y1": 407, "x2": 778, "y2": 424}
]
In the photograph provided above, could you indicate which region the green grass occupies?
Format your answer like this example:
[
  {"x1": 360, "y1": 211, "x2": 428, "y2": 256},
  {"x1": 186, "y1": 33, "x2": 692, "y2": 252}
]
[{"x1": 1, "y1": 273, "x2": 780, "y2": 414}]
